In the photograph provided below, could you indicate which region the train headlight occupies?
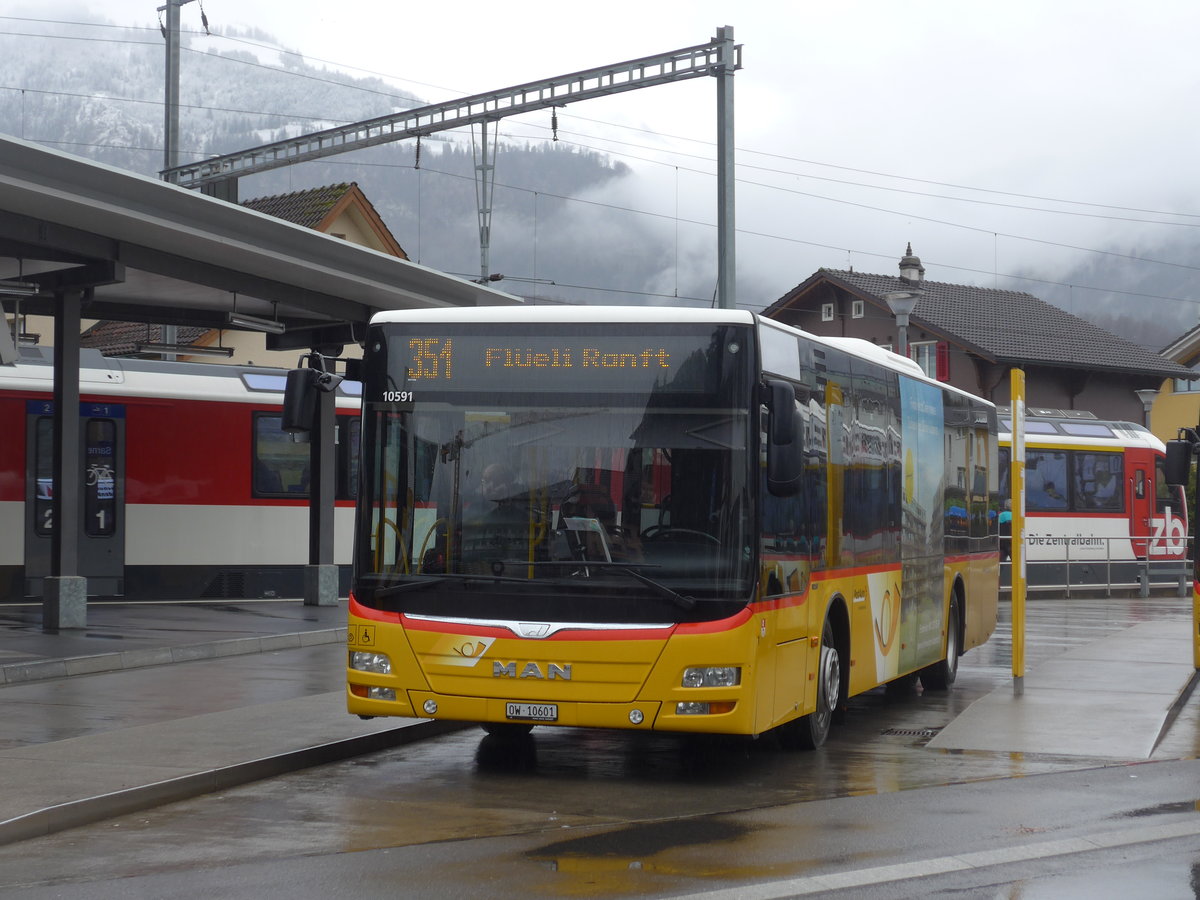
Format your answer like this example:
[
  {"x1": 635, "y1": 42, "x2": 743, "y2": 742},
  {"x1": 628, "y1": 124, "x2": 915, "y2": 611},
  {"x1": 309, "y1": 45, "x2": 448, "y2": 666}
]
[
  {"x1": 681, "y1": 666, "x2": 740, "y2": 688},
  {"x1": 350, "y1": 651, "x2": 392, "y2": 674}
]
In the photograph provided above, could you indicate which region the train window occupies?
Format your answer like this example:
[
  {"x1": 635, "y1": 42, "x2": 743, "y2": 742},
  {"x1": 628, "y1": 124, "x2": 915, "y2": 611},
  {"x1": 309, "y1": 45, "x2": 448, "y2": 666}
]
[
  {"x1": 1072, "y1": 451, "x2": 1123, "y2": 512},
  {"x1": 253, "y1": 412, "x2": 359, "y2": 500},
  {"x1": 1156, "y1": 459, "x2": 1183, "y2": 513},
  {"x1": 254, "y1": 413, "x2": 309, "y2": 496},
  {"x1": 1026, "y1": 449, "x2": 1069, "y2": 511},
  {"x1": 33, "y1": 417, "x2": 54, "y2": 536},
  {"x1": 83, "y1": 419, "x2": 118, "y2": 536},
  {"x1": 1061, "y1": 423, "x2": 1116, "y2": 438}
]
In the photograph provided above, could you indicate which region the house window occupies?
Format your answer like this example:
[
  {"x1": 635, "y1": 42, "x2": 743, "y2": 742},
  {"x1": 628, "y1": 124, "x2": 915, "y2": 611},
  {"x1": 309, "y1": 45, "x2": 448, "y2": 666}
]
[
  {"x1": 1173, "y1": 365, "x2": 1200, "y2": 393},
  {"x1": 821, "y1": 303, "x2": 835, "y2": 322},
  {"x1": 909, "y1": 341, "x2": 950, "y2": 381},
  {"x1": 851, "y1": 300, "x2": 865, "y2": 319}
]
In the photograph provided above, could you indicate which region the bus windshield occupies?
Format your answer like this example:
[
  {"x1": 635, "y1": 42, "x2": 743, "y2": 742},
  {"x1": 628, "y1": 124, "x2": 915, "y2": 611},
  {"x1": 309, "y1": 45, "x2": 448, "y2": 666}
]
[{"x1": 354, "y1": 321, "x2": 756, "y2": 624}]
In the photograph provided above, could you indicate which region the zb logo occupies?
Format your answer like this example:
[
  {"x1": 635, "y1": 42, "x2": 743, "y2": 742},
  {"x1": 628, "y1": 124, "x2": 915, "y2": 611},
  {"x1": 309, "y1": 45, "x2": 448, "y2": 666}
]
[
  {"x1": 348, "y1": 625, "x2": 376, "y2": 647},
  {"x1": 409, "y1": 338, "x2": 453, "y2": 380}
]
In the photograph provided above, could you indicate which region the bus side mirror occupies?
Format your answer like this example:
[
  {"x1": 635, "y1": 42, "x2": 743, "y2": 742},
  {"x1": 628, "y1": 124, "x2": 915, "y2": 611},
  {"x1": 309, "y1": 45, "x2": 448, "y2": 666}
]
[
  {"x1": 768, "y1": 380, "x2": 795, "y2": 446},
  {"x1": 282, "y1": 368, "x2": 320, "y2": 434},
  {"x1": 1164, "y1": 439, "x2": 1193, "y2": 487},
  {"x1": 767, "y1": 379, "x2": 803, "y2": 497},
  {"x1": 282, "y1": 354, "x2": 345, "y2": 434}
]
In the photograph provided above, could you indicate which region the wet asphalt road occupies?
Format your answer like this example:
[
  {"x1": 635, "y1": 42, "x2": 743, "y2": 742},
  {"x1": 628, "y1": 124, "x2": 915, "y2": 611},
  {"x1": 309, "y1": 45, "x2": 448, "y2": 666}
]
[{"x1": 0, "y1": 594, "x2": 1197, "y2": 898}]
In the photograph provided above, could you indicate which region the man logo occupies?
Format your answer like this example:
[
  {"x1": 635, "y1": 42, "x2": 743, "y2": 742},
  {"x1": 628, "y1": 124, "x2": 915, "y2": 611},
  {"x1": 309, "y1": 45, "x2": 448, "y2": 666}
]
[
  {"x1": 493, "y1": 661, "x2": 572, "y2": 680},
  {"x1": 518, "y1": 622, "x2": 552, "y2": 638}
]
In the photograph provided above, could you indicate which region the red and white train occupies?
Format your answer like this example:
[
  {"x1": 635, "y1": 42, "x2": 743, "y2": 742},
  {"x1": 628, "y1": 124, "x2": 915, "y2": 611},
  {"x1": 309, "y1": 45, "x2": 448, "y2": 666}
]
[
  {"x1": 998, "y1": 407, "x2": 1188, "y2": 586},
  {"x1": 0, "y1": 348, "x2": 360, "y2": 602}
]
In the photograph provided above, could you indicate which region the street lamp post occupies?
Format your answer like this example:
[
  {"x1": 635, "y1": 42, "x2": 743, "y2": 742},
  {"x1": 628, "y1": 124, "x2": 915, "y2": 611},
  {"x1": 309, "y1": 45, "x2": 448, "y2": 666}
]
[
  {"x1": 1134, "y1": 388, "x2": 1158, "y2": 431},
  {"x1": 884, "y1": 290, "x2": 920, "y2": 357},
  {"x1": 884, "y1": 243, "x2": 925, "y2": 359}
]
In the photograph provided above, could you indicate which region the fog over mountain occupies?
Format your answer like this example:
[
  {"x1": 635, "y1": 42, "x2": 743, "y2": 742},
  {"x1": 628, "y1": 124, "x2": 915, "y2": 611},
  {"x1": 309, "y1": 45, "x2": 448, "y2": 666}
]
[
  {"x1": 2, "y1": 12, "x2": 1196, "y2": 347},
  {"x1": 1020, "y1": 241, "x2": 1200, "y2": 352},
  {"x1": 0, "y1": 16, "x2": 735, "y2": 307}
]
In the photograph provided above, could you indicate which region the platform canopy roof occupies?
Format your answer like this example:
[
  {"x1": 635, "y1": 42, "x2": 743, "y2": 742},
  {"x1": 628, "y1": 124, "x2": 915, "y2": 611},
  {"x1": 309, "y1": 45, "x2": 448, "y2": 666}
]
[{"x1": 0, "y1": 135, "x2": 519, "y2": 355}]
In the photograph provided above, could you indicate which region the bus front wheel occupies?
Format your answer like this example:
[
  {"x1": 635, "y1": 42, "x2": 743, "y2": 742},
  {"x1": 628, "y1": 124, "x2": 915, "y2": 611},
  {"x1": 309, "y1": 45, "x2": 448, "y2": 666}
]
[{"x1": 781, "y1": 619, "x2": 840, "y2": 750}]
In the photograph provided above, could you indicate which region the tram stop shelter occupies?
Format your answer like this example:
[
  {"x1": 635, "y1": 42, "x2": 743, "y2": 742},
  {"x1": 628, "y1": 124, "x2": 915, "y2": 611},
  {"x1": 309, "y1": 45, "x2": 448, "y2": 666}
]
[{"x1": 0, "y1": 134, "x2": 520, "y2": 629}]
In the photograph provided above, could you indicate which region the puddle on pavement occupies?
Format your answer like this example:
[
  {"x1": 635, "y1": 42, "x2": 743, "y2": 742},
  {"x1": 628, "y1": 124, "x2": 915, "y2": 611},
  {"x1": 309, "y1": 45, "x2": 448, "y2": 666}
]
[
  {"x1": 1117, "y1": 798, "x2": 1200, "y2": 818},
  {"x1": 522, "y1": 816, "x2": 829, "y2": 896},
  {"x1": 531, "y1": 818, "x2": 748, "y2": 861}
]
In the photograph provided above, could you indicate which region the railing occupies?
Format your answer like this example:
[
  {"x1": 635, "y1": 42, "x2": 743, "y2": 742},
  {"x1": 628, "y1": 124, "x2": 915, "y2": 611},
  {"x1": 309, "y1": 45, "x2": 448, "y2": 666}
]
[{"x1": 1001, "y1": 533, "x2": 1192, "y2": 598}]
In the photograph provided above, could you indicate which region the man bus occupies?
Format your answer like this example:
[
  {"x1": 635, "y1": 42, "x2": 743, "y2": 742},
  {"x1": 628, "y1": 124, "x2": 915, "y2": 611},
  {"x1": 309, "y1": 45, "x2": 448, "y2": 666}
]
[{"x1": 339, "y1": 306, "x2": 999, "y2": 748}]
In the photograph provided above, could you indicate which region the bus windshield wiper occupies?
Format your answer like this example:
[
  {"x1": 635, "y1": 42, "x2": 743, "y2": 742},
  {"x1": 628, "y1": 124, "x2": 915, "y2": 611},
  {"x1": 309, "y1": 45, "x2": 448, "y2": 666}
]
[
  {"x1": 514, "y1": 560, "x2": 696, "y2": 610},
  {"x1": 373, "y1": 576, "x2": 446, "y2": 598},
  {"x1": 373, "y1": 571, "x2": 534, "y2": 598}
]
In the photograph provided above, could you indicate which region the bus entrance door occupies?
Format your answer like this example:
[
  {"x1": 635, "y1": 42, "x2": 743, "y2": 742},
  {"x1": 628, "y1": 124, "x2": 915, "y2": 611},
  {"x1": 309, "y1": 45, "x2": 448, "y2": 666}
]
[{"x1": 24, "y1": 401, "x2": 126, "y2": 597}]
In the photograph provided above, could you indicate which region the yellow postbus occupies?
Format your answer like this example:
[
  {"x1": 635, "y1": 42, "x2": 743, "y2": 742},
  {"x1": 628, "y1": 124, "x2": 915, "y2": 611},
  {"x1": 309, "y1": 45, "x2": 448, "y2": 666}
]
[{"x1": 345, "y1": 307, "x2": 999, "y2": 748}]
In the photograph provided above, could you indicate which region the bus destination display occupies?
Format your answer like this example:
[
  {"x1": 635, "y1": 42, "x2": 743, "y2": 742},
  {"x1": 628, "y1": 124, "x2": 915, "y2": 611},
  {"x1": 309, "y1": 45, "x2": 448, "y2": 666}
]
[
  {"x1": 408, "y1": 338, "x2": 672, "y2": 380},
  {"x1": 382, "y1": 328, "x2": 746, "y2": 399}
]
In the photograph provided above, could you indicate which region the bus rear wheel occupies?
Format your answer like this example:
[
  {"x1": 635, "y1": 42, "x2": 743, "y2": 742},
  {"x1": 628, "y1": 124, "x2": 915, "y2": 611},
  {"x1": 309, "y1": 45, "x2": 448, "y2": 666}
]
[{"x1": 920, "y1": 596, "x2": 960, "y2": 691}]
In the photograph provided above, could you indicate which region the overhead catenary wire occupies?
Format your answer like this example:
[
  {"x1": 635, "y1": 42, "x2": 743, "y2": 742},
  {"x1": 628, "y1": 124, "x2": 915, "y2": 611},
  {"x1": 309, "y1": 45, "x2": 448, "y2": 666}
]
[
  {"x1": 3, "y1": 15, "x2": 1199, "y2": 314},
  {"x1": 7, "y1": 14, "x2": 1198, "y2": 224}
]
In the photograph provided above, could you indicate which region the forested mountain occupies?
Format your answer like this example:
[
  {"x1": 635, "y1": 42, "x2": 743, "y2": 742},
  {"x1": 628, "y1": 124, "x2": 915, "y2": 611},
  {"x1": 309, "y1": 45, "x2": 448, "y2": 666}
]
[{"x1": 0, "y1": 16, "x2": 708, "y2": 306}]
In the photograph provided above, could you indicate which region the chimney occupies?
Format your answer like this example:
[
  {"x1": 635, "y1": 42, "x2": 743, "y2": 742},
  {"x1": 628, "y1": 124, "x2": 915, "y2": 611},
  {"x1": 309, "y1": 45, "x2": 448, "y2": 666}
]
[{"x1": 899, "y1": 243, "x2": 925, "y2": 285}]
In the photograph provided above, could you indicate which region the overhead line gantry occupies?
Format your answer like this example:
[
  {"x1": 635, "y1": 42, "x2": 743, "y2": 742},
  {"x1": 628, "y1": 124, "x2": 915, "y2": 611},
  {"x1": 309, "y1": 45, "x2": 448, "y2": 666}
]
[{"x1": 163, "y1": 27, "x2": 742, "y2": 307}]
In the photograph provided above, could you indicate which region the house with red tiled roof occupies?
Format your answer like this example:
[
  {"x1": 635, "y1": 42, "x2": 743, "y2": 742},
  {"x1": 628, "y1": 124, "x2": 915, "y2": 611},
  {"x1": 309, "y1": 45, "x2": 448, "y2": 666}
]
[
  {"x1": 762, "y1": 246, "x2": 1188, "y2": 424},
  {"x1": 241, "y1": 183, "x2": 407, "y2": 259},
  {"x1": 77, "y1": 183, "x2": 406, "y2": 364}
]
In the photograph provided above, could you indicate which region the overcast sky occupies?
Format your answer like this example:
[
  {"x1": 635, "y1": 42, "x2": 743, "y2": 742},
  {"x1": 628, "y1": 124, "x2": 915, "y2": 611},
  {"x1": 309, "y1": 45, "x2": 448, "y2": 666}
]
[{"x1": 8, "y1": 0, "x2": 1200, "y2": 313}]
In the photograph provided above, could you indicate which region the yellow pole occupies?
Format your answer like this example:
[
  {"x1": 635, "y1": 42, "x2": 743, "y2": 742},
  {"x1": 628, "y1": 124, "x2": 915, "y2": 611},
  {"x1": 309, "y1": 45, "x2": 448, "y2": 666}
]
[
  {"x1": 1194, "y1": 469, "x2": 1199, "y2": 666},
  {"x1": 1010, "y1": 369, "x2": 1026, "y2": 692}
]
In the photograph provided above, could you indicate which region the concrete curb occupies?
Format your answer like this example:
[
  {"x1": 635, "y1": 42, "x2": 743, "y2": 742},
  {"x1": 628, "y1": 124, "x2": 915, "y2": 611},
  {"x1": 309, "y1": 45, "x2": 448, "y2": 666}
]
[
  {"x1": 0, "y1": 628, "x2": 347, "y2": 685},
  {"x1": 0, "y1": 718, "x2": 469, "y2": 846},
  {"x1": 1152, "y1": 667, "x2": 1200, "y2": 755}
]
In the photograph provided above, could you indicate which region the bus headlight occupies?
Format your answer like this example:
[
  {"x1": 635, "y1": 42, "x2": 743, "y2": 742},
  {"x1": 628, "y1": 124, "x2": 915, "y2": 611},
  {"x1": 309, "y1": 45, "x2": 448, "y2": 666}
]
[
  {"x1": 350, "y1": 651, "x2": 392, "y2": 674},
  {"x1": 676, "y1": 701, "x2": 736, "y2": 715},
  {"x1": 349, "y1": 684, "x2": 396, "y2": 701},
  {"x1": 681, "y1": 666, "x2": 740, "y2": 688}
]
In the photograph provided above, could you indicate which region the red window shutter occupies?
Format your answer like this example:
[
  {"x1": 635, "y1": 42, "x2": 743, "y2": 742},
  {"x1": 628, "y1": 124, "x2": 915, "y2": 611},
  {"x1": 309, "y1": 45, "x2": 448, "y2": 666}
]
[{"x1": 936, "y1": 342, "x2": 950, "y2": 381}]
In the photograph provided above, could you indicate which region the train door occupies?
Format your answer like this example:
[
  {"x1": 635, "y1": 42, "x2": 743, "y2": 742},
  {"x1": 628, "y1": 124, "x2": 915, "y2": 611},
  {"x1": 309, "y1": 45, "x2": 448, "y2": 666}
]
[
  {"x1": 24, "y1": 401, "x2": 126, "y2": 597},
  {"x1": 1147, "y1": 452, "x2": 1187, "y2": 560},
  {"x1": 1127, "y1": 451, "x2": 1151, "y2": 559}
]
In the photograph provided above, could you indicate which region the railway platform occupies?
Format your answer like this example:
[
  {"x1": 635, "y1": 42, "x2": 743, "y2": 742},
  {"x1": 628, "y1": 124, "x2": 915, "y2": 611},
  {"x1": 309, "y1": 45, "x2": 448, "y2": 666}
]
[{"x1": 0, "y1": 597, "x2": 1197, "y2": 847}]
